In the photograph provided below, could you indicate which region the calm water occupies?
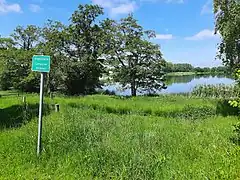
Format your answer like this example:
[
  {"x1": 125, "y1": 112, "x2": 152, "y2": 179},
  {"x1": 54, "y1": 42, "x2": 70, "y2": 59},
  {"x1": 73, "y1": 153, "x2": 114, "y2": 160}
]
[{"x1": 102, "y1": 74, "x2": 234, "y2": 96}]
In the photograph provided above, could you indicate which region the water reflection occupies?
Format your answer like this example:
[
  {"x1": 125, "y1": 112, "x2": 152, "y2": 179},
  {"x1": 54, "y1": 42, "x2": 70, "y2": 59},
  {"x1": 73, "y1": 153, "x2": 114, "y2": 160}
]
[
  {"x1": 166, "y1": 74, "x2": 231, "y2": 86},
  {"x1": 102, "y1": 74, "x2": 234, "y2": 96}
]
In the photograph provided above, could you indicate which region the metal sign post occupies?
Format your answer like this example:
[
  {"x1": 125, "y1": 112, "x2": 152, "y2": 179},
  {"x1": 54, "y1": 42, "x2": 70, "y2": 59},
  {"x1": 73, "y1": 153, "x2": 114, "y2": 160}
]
[
  {"x1": 32, "y1": 55, "x2": 50, "y2": 156},
  {"x1": 37, "y1": 72, "x2": 44, "y2": 156}
]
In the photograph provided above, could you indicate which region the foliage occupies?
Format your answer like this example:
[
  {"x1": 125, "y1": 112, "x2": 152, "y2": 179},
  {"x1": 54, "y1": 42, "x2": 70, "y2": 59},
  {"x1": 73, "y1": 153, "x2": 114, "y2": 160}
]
[
  {"x1": 39, "y1": 20, "x2": 67, "y2": 93},
  {"x1": 214, "y1": 0, "x2": 240, "y2": 69},
  {"x1": 11, "y1": 25, "x2": 41, "y2": 50},
  {"x1": 0, "y1": 5, "x2": 107, "y2": 95},
  {"x1": 0, "y1": 26, "x2": 39, "y2": 91},
  {"x1": 102, "y1": 15, "x2": 166, "y2": 96},
  {"x1": 214, "y1": 1, "x2": 240, "y2": 139},
  {"x1": 232, "y1": 122, "x2": 240, "y2": 145},
  {"x1": 228, "y1": 69, "x2": 240, "y2": 107},
  {"x1": 165, "y1": 61, "x2": 227, "y2": 74},
  {"x1": 165, "y1": 62, "x2": 194, "y2": 72},
  {"x1": 62, "y1": 4, "x2": 105, "y2": 95},
  {"x1": 0, "y1": 48, "x2": 38, "y2": 91}
]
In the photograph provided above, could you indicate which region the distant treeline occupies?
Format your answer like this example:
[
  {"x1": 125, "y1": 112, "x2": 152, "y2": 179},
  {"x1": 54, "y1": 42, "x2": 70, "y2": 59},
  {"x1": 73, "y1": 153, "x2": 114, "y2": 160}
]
[{"x1": 165, "y1": 62, "x2": 228, "y2": 74}]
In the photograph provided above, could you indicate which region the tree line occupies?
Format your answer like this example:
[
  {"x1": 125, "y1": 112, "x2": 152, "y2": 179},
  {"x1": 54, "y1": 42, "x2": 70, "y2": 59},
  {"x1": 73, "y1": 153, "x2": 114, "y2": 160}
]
[
  {"x1": 165, "y1": 62, "x2": 228, "y2": 74},
  {"x1": 0, "y1": 4, "x2": 166, "y2": 96}
]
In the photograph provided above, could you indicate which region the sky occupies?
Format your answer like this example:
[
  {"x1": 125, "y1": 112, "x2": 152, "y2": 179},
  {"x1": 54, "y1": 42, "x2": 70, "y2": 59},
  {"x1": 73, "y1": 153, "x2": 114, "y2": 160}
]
[{"x1": 0, "y1": 0, "x2": 222, "y2": 67}]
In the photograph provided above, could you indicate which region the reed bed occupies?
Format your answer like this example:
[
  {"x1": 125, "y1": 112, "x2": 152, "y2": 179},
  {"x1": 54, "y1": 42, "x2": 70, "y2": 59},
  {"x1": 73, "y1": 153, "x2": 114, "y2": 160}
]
[{"x1": 191, "y1": 84, "x2": 240, "y2": 99}]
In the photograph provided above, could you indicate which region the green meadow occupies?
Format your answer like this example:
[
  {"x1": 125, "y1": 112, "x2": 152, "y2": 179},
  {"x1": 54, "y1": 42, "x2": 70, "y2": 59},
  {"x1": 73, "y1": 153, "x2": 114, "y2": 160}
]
[{"x1": 0, "y1": 94, "x2": 240, "y2": 179}]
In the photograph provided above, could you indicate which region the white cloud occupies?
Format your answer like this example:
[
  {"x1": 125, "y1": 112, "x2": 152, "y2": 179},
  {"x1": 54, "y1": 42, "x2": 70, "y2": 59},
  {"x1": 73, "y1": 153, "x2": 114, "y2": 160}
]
[
  {"x1": 92, "y1": 0, "x2": 137, "y2": 16},
  {"x1": 29, "y1": 4, "x2": 42, "y2": 13},
  {"x1": 155, "y1": 34, "x2": 173, "y2": 40},
  {"x1": 140, "y1": 0, "x2": 184, "y2": 4},
  {"x1": 185, "y1": 29, "x2": 219, "y2": 41},
  {"x1": 110, "y1": 2, "x2": 137, "y2": 16},
  {"x1": 92, "y1": 0, "x2": 113, "y2": 8},
  {"x1": 92, "y1": 0, "x2": 183, "y2": 16},
  {"x1": 0, "y1": 0, "x2": 21, "y2": 14},
  {"x1": 201, "y1": 0, "x2": 212, "y2": 15}
]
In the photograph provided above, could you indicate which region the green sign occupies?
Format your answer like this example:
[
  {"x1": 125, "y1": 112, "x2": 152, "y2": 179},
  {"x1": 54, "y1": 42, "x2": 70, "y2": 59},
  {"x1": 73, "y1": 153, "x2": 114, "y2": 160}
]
[{"x1": 32, "y1": 55, "x2": 51, "y2": 73}]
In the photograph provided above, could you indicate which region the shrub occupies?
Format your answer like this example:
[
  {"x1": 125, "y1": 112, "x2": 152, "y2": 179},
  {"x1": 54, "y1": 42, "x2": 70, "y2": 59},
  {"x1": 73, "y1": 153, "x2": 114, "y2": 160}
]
[{"x1": 231, "y1": 122, "x2": 240, "y2": 145}]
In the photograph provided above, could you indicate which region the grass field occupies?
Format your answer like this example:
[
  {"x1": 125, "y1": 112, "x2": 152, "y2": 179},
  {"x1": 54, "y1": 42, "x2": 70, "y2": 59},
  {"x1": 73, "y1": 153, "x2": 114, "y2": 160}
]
[{"x1": 0, "y1": 94, "x2": 240, "y2": 179}]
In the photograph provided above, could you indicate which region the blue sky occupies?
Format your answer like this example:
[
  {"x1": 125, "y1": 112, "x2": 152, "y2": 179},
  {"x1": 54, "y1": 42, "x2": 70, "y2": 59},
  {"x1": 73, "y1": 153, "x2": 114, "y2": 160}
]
[{"x1": 0, "y1": 0, "x2": 221, "y2": 67}]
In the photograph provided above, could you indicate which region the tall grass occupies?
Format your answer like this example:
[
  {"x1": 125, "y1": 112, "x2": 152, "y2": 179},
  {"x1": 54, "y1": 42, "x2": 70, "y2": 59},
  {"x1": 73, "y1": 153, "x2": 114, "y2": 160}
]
[
  {"x1": 0, "y1": 94, "x2": 240, "y2": 179},
  {"x1": 192, "y1": 84, "x2": 240, "y2": 98}
]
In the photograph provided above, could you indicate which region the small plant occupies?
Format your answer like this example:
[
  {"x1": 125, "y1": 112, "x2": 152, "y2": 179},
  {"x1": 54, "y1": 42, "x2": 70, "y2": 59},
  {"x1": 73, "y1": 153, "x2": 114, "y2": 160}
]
[
  {"x1": 228, "y1": 70, "x2": 240, "y2": 108},
  {"x1": 231, "y1": 122, "x2": 240, "y2": 145},
  {"x1": 227, "y1": 70, "x2": 240, "y2": 146},
  {"x1": 233, "y1": 122, "x2": 240, "y2": 136}
]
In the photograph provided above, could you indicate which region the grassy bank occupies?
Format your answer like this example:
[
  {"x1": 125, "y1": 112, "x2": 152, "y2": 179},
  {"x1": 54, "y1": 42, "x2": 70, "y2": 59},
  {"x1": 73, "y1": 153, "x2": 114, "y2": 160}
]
[{"x1": 0, "y1": 94, "x2": 240, "y2": 179}]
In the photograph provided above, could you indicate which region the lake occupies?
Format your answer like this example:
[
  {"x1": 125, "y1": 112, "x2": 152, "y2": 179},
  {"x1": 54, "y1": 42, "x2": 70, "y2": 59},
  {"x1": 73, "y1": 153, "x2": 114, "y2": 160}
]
[{"x1": 102, "y1": 74, "x2": 235, "y2": 96}]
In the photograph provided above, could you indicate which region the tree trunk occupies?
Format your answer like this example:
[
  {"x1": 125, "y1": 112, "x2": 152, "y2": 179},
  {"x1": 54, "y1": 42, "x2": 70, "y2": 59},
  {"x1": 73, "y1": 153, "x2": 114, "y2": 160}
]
[{"x1": 131, "y1": 80, "x2": 137, "y2": 97}]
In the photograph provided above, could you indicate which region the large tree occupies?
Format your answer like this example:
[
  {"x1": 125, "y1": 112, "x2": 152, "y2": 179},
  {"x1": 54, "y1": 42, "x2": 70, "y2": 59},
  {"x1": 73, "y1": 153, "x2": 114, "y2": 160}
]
[
  {"x1": 102, "y1": 15, "x2": 166, "y2": 96},
  {"x1": 62, "y1": 4, "x2": 105, "y2": 95},
  {"x1": 214, "y1": 0, "x2": 240, "y2": 69},
  {"x1": 39, "y1": 20, "x2": 67, "y2": 93}
]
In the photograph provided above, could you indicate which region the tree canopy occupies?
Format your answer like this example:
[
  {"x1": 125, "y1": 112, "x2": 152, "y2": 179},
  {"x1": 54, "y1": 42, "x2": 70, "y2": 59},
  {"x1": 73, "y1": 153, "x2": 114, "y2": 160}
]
[
  {"x1": 101, "y1": 15, "x2": 165, "y2": 96},
  {"x1": 214, "y1": 0, "x2": 240, "y2": 69}
]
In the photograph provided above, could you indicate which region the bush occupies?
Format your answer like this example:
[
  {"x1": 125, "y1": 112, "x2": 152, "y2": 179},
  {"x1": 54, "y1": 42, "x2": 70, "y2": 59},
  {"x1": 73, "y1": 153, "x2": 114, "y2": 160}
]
[
  {"x1": 231, "y1": 122, "x2": 240, "y2": 145},
  {"x1": 217, "y1": 100, "x2": 240, "y2": 116},
  {"x1": 180, "y1": 105, "x2": 215, "y2": 120}
]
